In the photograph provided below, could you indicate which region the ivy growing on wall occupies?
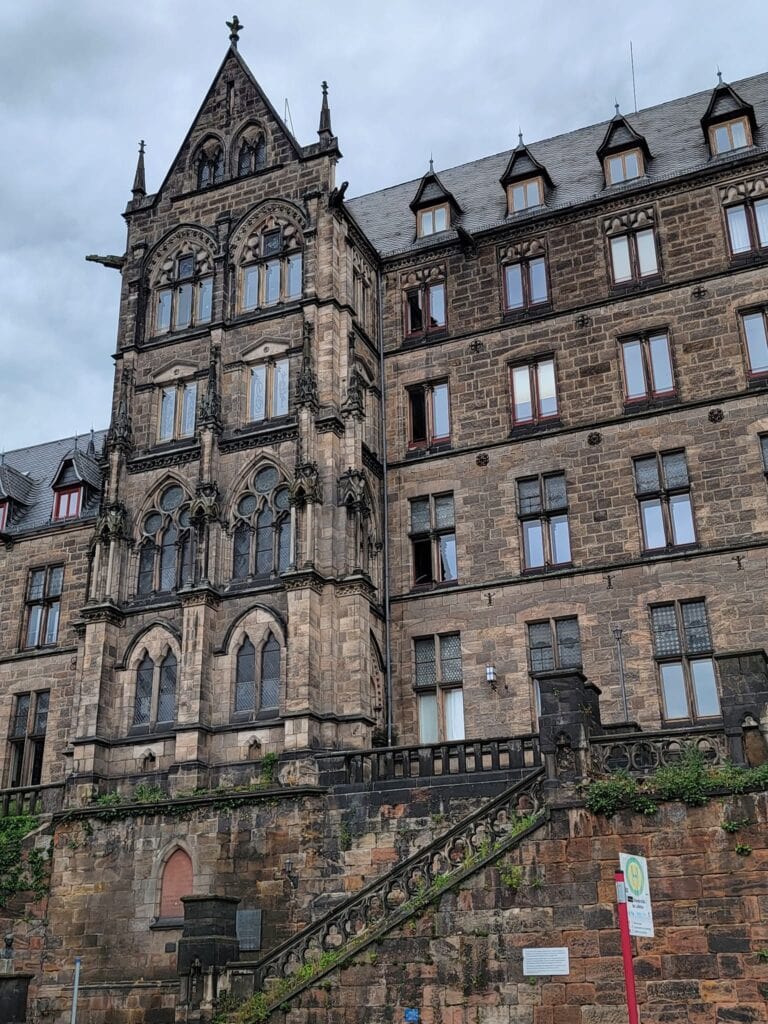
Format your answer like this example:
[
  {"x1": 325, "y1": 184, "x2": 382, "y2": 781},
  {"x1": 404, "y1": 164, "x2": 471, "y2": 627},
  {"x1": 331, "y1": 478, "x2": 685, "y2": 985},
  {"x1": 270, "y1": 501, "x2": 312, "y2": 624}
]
[{"x1": 0, "y1": 815, "x2": 50, "y2": 908}]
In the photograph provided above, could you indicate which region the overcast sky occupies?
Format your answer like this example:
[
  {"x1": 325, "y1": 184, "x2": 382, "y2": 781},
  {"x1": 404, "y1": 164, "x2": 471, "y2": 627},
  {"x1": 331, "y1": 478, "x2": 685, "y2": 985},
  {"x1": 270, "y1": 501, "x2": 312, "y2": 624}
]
[{"x1": 2, "y1": 0, "x2": 768, "y2": 452}]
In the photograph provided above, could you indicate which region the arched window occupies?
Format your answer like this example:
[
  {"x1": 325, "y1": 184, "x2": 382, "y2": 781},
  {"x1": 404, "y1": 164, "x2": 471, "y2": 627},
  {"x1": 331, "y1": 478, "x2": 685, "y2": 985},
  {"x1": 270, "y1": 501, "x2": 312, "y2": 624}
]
[
  {"x1": 152, "y1": 249, "x2": 213, "y2": 336},
  {"x1": 234, "y1": 633, "x2": 281, "y2": 718},
  {"x1": 136, "y1": 485, "x2": 194, "y2": 596},
  {"x1": 197, "y1": 146, "x2": 224, "y2": 188},
  {"x1": 133, "y1": 648, "x2": 178, "y2": 731},
  {"x1": 231, "y1": 467, "x2": 291, "y2": 581},
  {"x1": 239, "y1": 224, "x2": 303, "y2": 312},
  {"x1": 133, "y1": 653, "x2": 154, "y2": 726},
  {"x1": 237, "y1": 135, "x2": 267, "y2": 177},
  {"x1": 159, "y1": 849, "x2": 193, "y2": 920}
]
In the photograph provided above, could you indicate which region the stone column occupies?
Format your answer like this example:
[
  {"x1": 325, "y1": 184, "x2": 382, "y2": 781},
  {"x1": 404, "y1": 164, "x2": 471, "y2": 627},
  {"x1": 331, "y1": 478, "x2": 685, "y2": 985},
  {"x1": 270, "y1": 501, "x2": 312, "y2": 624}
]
[{"x1": 535, "y1": 669, "x2": 602, "y2": 798}]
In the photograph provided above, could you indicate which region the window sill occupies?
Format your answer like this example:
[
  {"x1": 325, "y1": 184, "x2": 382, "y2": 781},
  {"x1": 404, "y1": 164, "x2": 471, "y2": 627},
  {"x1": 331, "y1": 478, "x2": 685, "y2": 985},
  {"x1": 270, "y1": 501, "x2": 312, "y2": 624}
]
[
  {"x1": 402, "y1": 329, "x2": 448, "y2": 347},
  {"x1": 508, "y1": 419, "x2": 562, "y2": 437},
  {"x1": 406, "y1": 441, "x2": 452, "y2": 459},
  {"x1": 143, "y1": 324, "x2": 212, "y2": 347},
  {"x1": 640, "y1": 544, "x2": 699, "y2": 559},
  {"x1": 128, "y1": 723, "x2": 177, "y2": 738},
  {"x1": 230, "y1": 711, "x2": 281, "y2": 725},
  {"x1": 609, "y1": 275, "x2": 663, "y2": 294},
  {"x1": 622, "y1": 395, "x2": 678, "y2": 413},
  {"x1": 747, "y1": 375, "x2": 768, "y2": 391},
  {"x1": 409, "y1": 579, "x2": 458, "y2": 593},
  {"x1": 520, "y1": 562, "x2": 574, "y2": 577},
  {"x1": 728, "y1": 250, "x2": 768, "y2": 269},
  {"x1": 502, "y1": 303, "x2": 552, "y2": 322}
]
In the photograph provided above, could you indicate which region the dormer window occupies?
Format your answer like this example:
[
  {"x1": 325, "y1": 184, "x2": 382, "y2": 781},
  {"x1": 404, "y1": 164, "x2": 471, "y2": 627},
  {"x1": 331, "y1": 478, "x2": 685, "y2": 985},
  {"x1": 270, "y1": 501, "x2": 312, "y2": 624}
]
[
  {"x1": 154, "y1": 254, "x2": 213, "y2": 335},
  {"x1": 53, "y1": 486, "x2": 82, "y2": 521},
  {"x1": 509, "y1": 178, "x2": 544, "y2": 213},
  {"x1": 710, "y1": 117, "x2": 751, "y2": 155},
  {"x1": 418, "y1": 205, "x2": 449, "y2": 238},
  {"x1": 605, "y1": 149, "x2": 643, "y2": 185}
]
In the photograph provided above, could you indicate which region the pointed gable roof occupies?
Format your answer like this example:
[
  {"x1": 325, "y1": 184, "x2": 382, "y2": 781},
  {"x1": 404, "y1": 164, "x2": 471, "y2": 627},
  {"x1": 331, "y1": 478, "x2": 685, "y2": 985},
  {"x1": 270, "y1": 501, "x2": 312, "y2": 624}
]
[
  {"x1": 500, "y1": 136, "x2": 554, "y2": 188},
  {"x1": 701, "y1": 75, "x2": 757, "y2": 134},
  {"x1": 0, "y1": 463, "x2": 34, "y2": 505},
  {"x1": 51, "y1": 447, "x2": 103, "y2": 492},
  {"x1": 409, "y1": 163, "x2": 462, "y2": 215},
  {"x1": 596, "y1": 108, "x2": 651, "y2": 161}
]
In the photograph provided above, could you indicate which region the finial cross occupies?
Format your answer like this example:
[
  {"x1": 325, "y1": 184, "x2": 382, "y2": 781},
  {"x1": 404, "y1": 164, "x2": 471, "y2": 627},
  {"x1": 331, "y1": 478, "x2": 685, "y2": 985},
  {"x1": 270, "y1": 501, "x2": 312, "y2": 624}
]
[{"x1": 227, "y1": 15, "x2": 243, "y2": 45}]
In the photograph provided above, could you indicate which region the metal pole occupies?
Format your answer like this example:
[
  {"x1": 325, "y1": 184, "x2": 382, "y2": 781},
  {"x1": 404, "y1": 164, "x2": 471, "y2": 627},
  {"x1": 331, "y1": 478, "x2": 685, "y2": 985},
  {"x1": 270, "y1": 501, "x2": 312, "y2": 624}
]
[
  {"x1": 613, "y1": 628, "x2": 629, "y2": 722},
  {"x1": 70, "y1": 956, "x2": 81, "y2": 1024},
  {"x1": 615, "y1": 871, "x2": 640, "y2": 1024}
]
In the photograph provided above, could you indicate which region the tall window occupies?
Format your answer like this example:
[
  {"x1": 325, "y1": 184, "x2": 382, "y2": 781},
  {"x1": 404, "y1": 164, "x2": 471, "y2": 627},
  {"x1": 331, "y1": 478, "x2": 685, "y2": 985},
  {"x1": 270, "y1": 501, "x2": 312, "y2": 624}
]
[
  {"x1": 410, "y1": 493, "x2": 457, "y2": 587},
  {"x1": 234, "y1": 633, "x2": 281, "y2": 718},
  {"x1": 527, "y1": 618, "x2": 582, "y2": 673},
  {"x1": 133, "y1": 651, "x2": 177, "y2": 729},
  {"x1": 24, "y1": 566, "x2": 63, "y2": 649},
  {"x1": 510, "y1": 358, "x2": 558, "y2": 425},
  {"x1": 417, "y1": 205, "x2": 449, "y2": 238},
  {"x1": 508, "y1": 177, "x2": 544, "y2": 212},
  {"x1": 159, "y1": 849, "x2": 193, "y2": 920},
  {"x1": 197, "y1": 146, "x2": 224, "y2": 188},
  {"x1": 237, "y1": 136, "x2": 266, "y2": 176},
  {"x1": 53, "y1": 486, "x2": 82, "y2": 521},
  {"x1": 634, "y1": 451, "x2": 696, "y2": 551},
  {"x1": 408, "y1": 382, "x2": 450, "y2": 448},
  {"x1": 8, "y1": 691, "x2": 49, "y2": 788},
  {"x1": 620, "y1": 332, "x2": 675, "y2": 402},
  {"x1": 725, "y1": 199, "x2": 768, "y2": 256},
  {"x1": 154, "y1": 254, "x2": 213, "y2": 335},
  {"x1": 249, "y1": 359, "x2": 289, "y2": 422},
  {"x1": 609, "y1": 228, "x2": 659, "y2": 284},
  {"x1": 517, "y1": 474, "x2": 571, "y2": 571},
  {"x1": 709, "y1": 117, "x2": 751, "y2": 155},
  {"x1": 605, "y1": 149, "x2": 643, "y2": 185},
  {"x1": 413, "y1": 633, "x2": 464, "y2": 743},
  {"x1": 651, "y1": 601, "x2": 720, "y2": 722},
  {"x1": 241, "y1": 229, "x2": 303, "y2": 310},
  {"x1": 137, "y1": 485, "x2": 194, "y2": 596},
  {"x1": 404, "y1": 281, "x2": 446, "y2": 336},
  {"x1": 232, "y1": 467, "x2": 291, "y2": 581},
  {"x1": 159, "y1": 382, "x2": 197, "y2": 441},
  {"x1": 741, "y1": 310, "x2": 768, "y2": 378},
  {"x1": 504, "y1": 257, "x2": 548, "y2": 311}
]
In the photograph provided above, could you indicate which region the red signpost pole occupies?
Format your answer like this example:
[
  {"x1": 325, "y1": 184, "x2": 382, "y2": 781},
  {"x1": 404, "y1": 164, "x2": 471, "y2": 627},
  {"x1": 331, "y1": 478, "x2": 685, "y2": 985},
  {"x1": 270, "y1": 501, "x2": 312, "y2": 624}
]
[{"x1": 615, "y1": 870, "x2": 640, "y2": 1024}]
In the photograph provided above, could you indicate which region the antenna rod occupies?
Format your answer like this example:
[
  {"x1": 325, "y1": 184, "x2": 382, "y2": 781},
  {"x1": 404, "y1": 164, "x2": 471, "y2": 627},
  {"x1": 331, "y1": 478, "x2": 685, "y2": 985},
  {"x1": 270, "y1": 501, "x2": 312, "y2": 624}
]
[{"x1": 630, "y1": 41, "x2": 638, "y2": 114}]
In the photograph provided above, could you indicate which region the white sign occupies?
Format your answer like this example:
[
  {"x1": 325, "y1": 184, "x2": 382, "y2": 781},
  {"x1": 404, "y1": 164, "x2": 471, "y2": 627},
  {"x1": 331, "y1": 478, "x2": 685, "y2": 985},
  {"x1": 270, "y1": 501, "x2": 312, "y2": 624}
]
[
  {"x1": 522, "y1": 947, "x2": 570, "y2": 976},
  {"x1": 620, "y1": 852, "x2": 654, "y2": 938}
]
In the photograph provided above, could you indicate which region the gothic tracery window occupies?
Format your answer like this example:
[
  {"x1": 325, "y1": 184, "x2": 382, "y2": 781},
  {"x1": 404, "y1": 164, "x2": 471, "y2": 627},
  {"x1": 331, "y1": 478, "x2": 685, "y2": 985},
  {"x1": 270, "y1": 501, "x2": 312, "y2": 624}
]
[
  {"x1": 239, "y1": 222, "x2": 303, "y2": 311},
  {"x1": 237, "y1": 135, "x2": 266, "y2": 176},
  {"x1": 153, "y1": 250, "x2": 213, "y2": 336},
  {"x1": 133, "y1": 649, "x2": 177, "y2": 729},
  {"x1": 234, "y1": 633, "x2": 281, "y2": 717},
  {"x1": 197, "y1": 145, "x2": 224, "y2": 188},
  {"x1": 137, "y1": 485, "x2": 195, "y2": 596},
  {"x1": 232, "y1": 467, "x2": 291, "y2": 581}
]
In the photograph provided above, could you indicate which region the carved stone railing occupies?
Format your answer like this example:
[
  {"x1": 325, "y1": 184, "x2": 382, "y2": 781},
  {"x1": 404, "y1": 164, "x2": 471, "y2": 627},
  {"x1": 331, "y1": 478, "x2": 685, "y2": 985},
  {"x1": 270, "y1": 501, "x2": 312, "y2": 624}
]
[
  {"x1": 235, "y1": 768, "x2": 545, "y2": 998},
  {"x1": 0, "y1": 782, "x2": 65, "y2": 818},
  {"x1": 590, "y1": 726, "x2": 730, "y2": 776},
  {"x1": 318, "y1": 734, "x2": 541, "y2": 786}
]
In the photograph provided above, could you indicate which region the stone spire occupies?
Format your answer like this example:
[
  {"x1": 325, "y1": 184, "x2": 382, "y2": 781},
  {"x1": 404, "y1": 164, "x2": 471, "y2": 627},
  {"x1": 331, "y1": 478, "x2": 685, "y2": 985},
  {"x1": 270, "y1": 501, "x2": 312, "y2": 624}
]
[
  {"x1": 318, "y1": 81, "x2": 333, "y2": 145},
  {"x1": 296, "y1": 322, "x2": 319, "y2": 411},
  {"x1": 131, "y1": 141, "x2": 146, "y2": 199},
  {"x1": 199, "y1": 349, "x2": 222, "y2": 432}
]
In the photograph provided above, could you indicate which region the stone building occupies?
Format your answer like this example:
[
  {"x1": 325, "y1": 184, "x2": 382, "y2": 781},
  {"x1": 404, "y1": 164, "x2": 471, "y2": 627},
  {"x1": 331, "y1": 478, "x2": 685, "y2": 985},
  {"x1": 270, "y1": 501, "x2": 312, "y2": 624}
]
[{"x1": 2, "y1": 21, "x2": 768, "y2": 1024}]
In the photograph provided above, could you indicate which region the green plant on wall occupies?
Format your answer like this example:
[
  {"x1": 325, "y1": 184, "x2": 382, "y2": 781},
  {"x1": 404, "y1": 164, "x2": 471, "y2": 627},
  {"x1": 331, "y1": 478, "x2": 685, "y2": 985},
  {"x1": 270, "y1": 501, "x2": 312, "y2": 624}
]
[{"x1": 0, "y1": 815, "x2": 50, "y2": 908}]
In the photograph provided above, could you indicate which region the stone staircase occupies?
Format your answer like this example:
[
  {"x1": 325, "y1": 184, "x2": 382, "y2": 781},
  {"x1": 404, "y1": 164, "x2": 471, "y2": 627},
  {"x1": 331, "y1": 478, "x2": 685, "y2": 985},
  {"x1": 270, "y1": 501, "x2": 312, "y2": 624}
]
[{"x1": 222, "y1": 767, "x2": 547, "y2": 1022}]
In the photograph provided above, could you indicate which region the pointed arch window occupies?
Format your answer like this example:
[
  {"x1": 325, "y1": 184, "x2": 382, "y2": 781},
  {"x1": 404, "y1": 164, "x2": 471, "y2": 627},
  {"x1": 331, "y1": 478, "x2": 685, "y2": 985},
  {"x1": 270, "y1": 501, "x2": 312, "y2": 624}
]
[
  {"x1": 234, "y1": 633, "x2": 281, "y2": 718},
  {"x1": 237, "y1": 136, "x2": 267, "y2": 177},
  {"x1": 153, "y1": 251, "x2": 213, "y2": 336},
  {"x1": 133, "y1": 649, "x2": 177, "y2": 731},
  {"x1": 136, "y1": 485, "x2": 195, "y2": 596},
  {"x1": 231, "y1": 468, "x2": 291, "y2": 581},
  {"x1": 159, "y1": 849, "x2": 193, "y2": 921},
  {"x1": 198, "y1": 146, "x2": 224, "y2": 188},
  {"x1": 240, "y1": 226, "x2": 303, "y2": 311}
]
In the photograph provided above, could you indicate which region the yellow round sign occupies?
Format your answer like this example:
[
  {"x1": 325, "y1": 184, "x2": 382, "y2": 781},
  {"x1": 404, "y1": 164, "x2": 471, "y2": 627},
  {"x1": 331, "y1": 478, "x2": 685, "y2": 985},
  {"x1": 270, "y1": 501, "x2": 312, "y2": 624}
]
[{"x1": 625, "y1": 856, "x2": 645, "y2": 896}]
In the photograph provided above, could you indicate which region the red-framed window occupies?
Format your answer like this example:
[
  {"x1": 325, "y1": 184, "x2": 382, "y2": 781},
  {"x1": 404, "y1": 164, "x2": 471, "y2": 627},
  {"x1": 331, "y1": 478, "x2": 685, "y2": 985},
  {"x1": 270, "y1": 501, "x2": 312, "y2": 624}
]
[
  {"x1": 53, "y1": 486, "x2": 82, "y2": 521},
  {"x1": 0, "y1": 501, "x2": 8, "y2": 531},
  {"x1": 404, "y1": 282, "x2": 446, "y2": 337},
  {"x1": 509, "y1": 358, "x2": 558, "y2": 426},
  {"x1": 408, "y1": 382, "x2": 451, "y2": 448},
  {"x1": 620, "y1": 331, "x2": 675, "y2": 402}
]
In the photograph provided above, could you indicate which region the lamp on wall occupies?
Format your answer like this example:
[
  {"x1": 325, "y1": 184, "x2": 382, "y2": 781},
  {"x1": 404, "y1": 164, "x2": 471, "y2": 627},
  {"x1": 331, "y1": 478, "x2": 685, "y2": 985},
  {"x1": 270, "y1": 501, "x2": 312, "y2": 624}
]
[{"x1": 485, "y1": 664, "x2": 497, "y2": 688}]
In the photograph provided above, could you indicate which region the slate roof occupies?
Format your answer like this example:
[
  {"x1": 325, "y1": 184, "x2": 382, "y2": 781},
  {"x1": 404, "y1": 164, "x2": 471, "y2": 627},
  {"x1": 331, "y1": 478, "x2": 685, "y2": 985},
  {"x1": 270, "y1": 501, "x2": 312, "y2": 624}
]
[
  {"x1": 346, "y1": 72, "x2": 768, "y2": 257},
  {"x1": 0, "y1": 432, "x2": 107, "y2": 535}
]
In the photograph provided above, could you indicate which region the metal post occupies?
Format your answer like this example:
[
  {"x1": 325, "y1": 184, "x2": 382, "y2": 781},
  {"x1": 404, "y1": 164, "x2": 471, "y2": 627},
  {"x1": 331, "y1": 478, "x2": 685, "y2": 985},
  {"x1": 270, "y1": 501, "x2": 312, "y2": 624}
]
[
  {"x1": 615, "y1": 871, "x2": 640, "y2": 1024},
  {"x1": 70, "y1": 956, "x2": 81, "y2": 1024},
  {"x1": 613, "y1": 627, "x2": 629, "y2": 722}
]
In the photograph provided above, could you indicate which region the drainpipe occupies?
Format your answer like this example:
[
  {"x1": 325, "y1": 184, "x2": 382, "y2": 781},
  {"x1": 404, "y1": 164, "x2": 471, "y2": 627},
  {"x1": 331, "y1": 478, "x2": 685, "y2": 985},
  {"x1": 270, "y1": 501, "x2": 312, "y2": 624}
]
[{"x1": 377, "y1": 267, "x2": 394, "y2": 746}]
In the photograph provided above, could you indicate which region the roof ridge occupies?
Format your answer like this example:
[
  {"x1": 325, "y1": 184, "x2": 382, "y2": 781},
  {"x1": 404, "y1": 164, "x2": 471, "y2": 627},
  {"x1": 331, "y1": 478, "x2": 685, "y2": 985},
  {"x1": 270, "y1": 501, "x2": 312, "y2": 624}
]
[{"x1": 3, "y1": 428, "x2": 108, "y2": 460}]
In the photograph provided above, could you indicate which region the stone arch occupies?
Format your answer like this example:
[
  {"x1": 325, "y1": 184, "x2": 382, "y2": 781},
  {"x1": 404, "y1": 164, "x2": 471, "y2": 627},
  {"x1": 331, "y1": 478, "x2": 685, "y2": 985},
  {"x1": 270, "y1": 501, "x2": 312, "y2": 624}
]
[
  {"x1": 226, "y1": 455, "x2": 292, "y2": 525},
  {"x1": 155, "y1": 844, "x2": 194, "y2": 921},
  {"x1": 229, "y1": 199, "x2": 309, "y2": 265},
  {"x1": 144, "y1": 224, "x2": 218, "y2": 287},
  {"x1": 231, "y1": 118, "x2": 269, "y2": 176},
  {"x1": 190, "y1": 133, "x2": 226, "y2": 188},
  {"x1": 118, "y1": 621, "x2": 182, "y2": 672}
]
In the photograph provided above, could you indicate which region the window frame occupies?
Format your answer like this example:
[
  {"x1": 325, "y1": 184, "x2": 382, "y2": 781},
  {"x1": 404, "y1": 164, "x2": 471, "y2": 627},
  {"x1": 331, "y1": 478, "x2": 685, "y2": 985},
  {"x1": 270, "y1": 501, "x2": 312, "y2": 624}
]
[
  {"x1": 23, "y1": 566, "x2": 63, "y2": 650},
  {"x1": 153, "y1": 256, "x2": 213, "y2": 337},
  {"x1": 403, "y1": 281, "x2": 447, "y2": 338},
  {"x1": 248, "y1": 358, "x2": 290, "y2": 424},
  {"x1": 509, "y1": 356, "x2": 559, "y2": 427},
  {"x1": 240, "y1": 230, "x2": 303, "y2": 313},
  {"x1": 407, "y1": 381, "x2": 451, "y2": 450},
  {"x1": 52, "y1": 486, "x2": 82, "y2": 521},
  {"x1": 131, "y1": 650, "x2": 178, "y2": 732},
  {"x1": 608, "y1": 227, "x2": 660, "y2": 286},
  {"x1": 503, "y1": 255, "x2": 549, "y2": 312},
  {"x1": 412, "y1": 633, "x2": 465, "y2": 744},
  {"x1": 724, "y1": 198, "x2": 768, "y2": 258},
  {"x1": 709, "y1": 117, "x2": 752, "y2": 156},
  {"x1": 516, "y1": 473, "x2": 572, "y2": 572},
  {"x1": 232, "y1": 631, "x2": 282, "y2": 722},
  {"x1": 619, "y1": 330, "x2": 676, "y2": 404},
  {"x1": 526, "y1": 617, "x2": 583, "y2": 675},
  {"x1": 417, "y1": 204, "x2": 450, "y2": 238},
  {"x1": 0, "y1": 501, "x2": 7, "y2": 531},
  {"x1": 507, "y1": 177, "x2": 544, "y2": 213},
  {"x1": 7, "y1": 690, "x2": 49, "y2": 788},
  {"x1": 409, "y1": 493, "x2": 457, "y2": 589},
  {"x1": 158, "y1": 381, "x2": 198, "y2": 443},
  {"x1": 739, "y1": 308, "x2": 768, "y2": 381},
  {"x1": 650, "y1": 600, "x2": 721, "y2": 723},
  {"x1": 633, "y1": 450, "x2": 697, "y2": 553},
  {"x1": 604, "y1": 149, "x2": 644, "y2": 185}
]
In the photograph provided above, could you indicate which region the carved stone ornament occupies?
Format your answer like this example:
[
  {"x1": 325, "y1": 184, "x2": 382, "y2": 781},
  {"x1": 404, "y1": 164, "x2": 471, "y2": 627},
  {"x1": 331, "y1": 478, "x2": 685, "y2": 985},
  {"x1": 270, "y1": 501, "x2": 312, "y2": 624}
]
[
  {"x1": 341, "y1": 364, "x2": 365, "y2": 419},
  {"x1": 400, "y1": 263, "x2": 446, "y2": 289},
  {"x1": 290, "y1": 462, "x2": 322, "y2": 505},
  {"x1": 337, "y1": 468, "x2": 369, "y2": 515},
  {"x1": 708, "y1": 407, "x2": 725, "y2": 423},
  {"x1": 190, "y1": 482, "x2": 220, "y2": 525},
  {"x1": 230, "y1": 199, "x2": 309, "y2": 261},
  {"x1": 199, "y1": 350, "x2": 222, "y2": 431},
  {"x1": 603, "y1": 206, "x2": 655, "y2": 237},
  {"x1": 475, "y1": 452, "x2": 489, "y2": 467},
  {"x1": 108, "y1": 368, "x2": 134, "y2": 451},
  {"x1": 147, "y1": 227, "x2": 217, "y2": 284},
  {"x1": 720, "y1": 174, "x2": 768, "y2": 207},
  {"x1": 587, "y1": 431, "x2": 602, "y2": 446},
  {"x1": 295, "y1": 322, "x2": 319, "y2": 411},
  {"x1": 95, "y1": 502, "x2": 128, "y2": 543},
  {"x1": 498, "y1": 237, "x2": 546, "y2": 264}
]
